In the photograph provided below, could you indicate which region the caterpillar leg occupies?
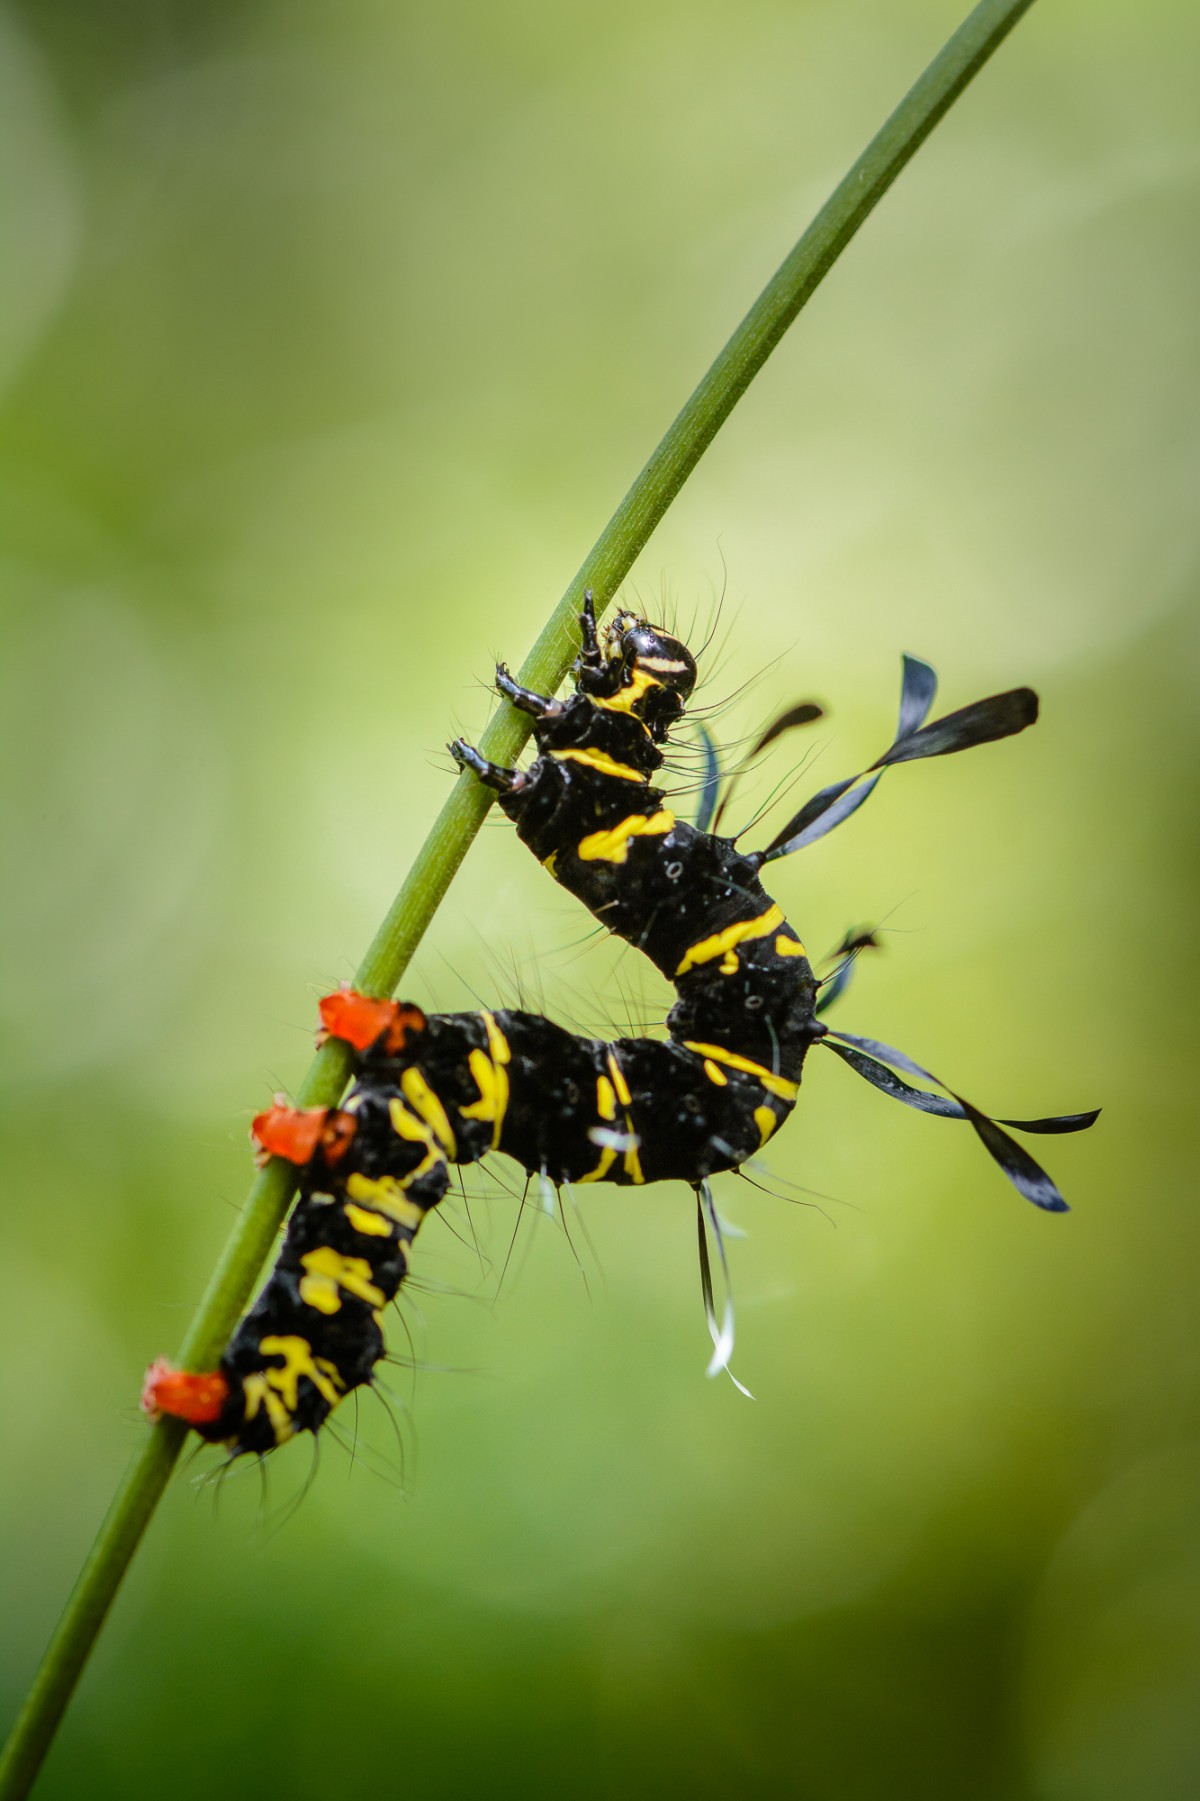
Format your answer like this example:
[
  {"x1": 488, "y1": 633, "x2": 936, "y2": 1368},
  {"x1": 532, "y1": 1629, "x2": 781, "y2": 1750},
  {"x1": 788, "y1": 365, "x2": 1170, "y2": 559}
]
[
  {"x1": 577, "y1": 587, "x2": 603, "y2": 669},
  {"x1": 449, "y1": 737, "x2": 524, "y2": 794},
  {"x1": 495, "y1": 663, "x2": 561, "y2": 719}
]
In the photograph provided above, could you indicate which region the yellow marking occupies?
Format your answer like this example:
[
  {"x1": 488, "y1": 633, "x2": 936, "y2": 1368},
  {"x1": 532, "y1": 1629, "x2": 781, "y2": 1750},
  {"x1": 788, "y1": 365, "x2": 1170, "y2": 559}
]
[
  {"x1": 400, "y1": 1067, "x2": 457, "y2": 1156},
  {"x1": 754, "y1": 1106, "x2": 778, "y2": 1147},
  {"x1": 604, "y1": 1050, "x2": 643, "y2": 1182},
  {"x1": 551, "y1": 747, "x2": 645, "y2": 783},
  {"x1": 675, "y1": 904, "x2": 785, "y2": 977},
  {"x1": 775, "y1": 934, "x2": 807, "y2": 959},
  {"x1": 243, "y1": 1336, "x2": 345, "y2": 1442},
  {"x1": 387, "y1": 1097, "x2": 438, "y2": 1148},
  {"x1": 383, "y1": 1102, "x2": 443, "y2": 1187},
  {"x1": 460, "y1": 1013, "x2": 512, "y2": 1149},
  {"x1": 682, "y1": 1041, "x2": 799, "y2": 1101},
  {"x1": 719, "y1": 951, "x2": 739, "y2": 975},
  {"x1": 299, "y1": 1247, "x2": 386, "y2": 1315},
  {"x1": 543, "y1": 849, "x2": 559, "y2": 877},
  {"x1": 577, "y1": 1144, "x2": 617, "y2": 1185},
  {"x1": 241, "y1": 1374, "x2": 293, "y2": 1444},
  {"x1": 593, "y1": 666, "x2": 662, "y2": 717},
  {"x1": 345, "y1": 1170, "x2": 425, "y2": 1230},
  {"x1": 462, "y1": 1047, "x2": 507, "y2": 1127},
  {"x1": 345, "y1": 1202, "x2": 392, "y2": 1238},
  {"x1": 577, "y1": 809, "x2": 675, "y2": 865},
  {"x1": 481, "y1": 1009, "x2": 511, "y2": 1072},
  {"x1": 482, "y1": 1009, "x2": 509, "y2": 1063},
  {"x1": 581, "y1": 1066, "x2": 643, "y2": 1183},
  {"x1": 637, "y1": 656, "x2": 689, "y2": 673},
  {"x1": 259, "y1": 1336, "x2": 343, "y2": 1411},
  {"x1": 703, "y1": 1059, "x2": 728, "y2": 1087},
  {"x1": 606, "y1": 1051, "x2": 632, "y2": 1108}
]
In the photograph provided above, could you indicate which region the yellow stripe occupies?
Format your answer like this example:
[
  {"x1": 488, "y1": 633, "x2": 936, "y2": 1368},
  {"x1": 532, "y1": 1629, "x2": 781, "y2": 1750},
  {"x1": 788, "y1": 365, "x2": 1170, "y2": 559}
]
[
  {"x1": 774, "y1": 934, "x2": 807, "y2": 958},
  {"x1": 577, "y1": 809, "x2": 675, "y2": 864},
  {"x1": 344, "y1": 1202, "x2": 392, "y2": 1238},
  {"x1": 345, "y1": 1170, "x2": 426, "y2": 1230},
  {"x1": 459, "y1": 1012, "x2": 511, "y2": 1149},
  {"x1": 241, "y1": 1374, "x2": 293, "y2": 1444},
  {"x1": 682, "y1": 1041, "x2": 799, "y2": 1101},
  {"x1": 400, "y1": 1067, "x2": 457, "y2": 1156},
  {"x1": 703, "y1": 1058, "x2": 727, "y2": 1087},
  {"x1": 577, "y1": 1144, "x2": 617, "y2": 1184},
  {"x1": 606, "y1": 1051, "x2": 632, "y2": 1108},
  {"x1": 243, "y1": 1335, "x2": 345, "y2": 1439},
  {"x1": 299, "y1": 1247, "x2": 386, "y2": 1315},
  {"x1": 387, "y1": 1097, "x2": 438, "y2": 1149},
  {"x1": 257, "y1": 1336, "x2": 344, "y2": 1411},
  {"x1": 479, "y1": 1008, "x2": 508, "y2": 1058},
  {"x1": 675, "y1": 904, "x2": 785, "y2": 977},
  {"x1": 582, "y1": 1067, "x2": 643, "y2": 1183},
  {"x1": 592, "y1": 666, "x2": 662, "y2": 717},
  {"x1": 482, "y1": 1009, "x2": 510, "y2": 1068},
  {"x1": 754, "y1": 1105, "x2": 778, "y2": 1146},
  {"x1": 604, "y1": 1050, "x2": 643, "y2": 1182},
  {"x1": 551, "y1": 747, "x2": 645, "y2": 783}
]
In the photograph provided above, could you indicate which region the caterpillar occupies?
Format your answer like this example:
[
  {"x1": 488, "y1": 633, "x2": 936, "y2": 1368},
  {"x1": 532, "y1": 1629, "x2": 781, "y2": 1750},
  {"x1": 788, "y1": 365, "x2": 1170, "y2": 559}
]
[
  {"x1": 143, "y1": 595, "x2": 1097, "y2": 1454},
  {"x1": 142, "y1": 1072, "x2": 451, "y2": 1454}
]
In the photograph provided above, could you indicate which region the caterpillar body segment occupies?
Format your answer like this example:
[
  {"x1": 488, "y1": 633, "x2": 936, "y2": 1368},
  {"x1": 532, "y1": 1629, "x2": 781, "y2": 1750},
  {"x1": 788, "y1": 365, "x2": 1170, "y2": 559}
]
[
  {"x1": 450, "y1": 601, "x2": 820, "y2": 1080},
  {"x1": 449, "y1": 594, "x2": 1095, "y2": 1203},
  {"x1": 144, "y1": 1089, "x2": 451, "y2": 1455},
  {"x1": 146, "y1": 594, "x2": 1098, "y2": 1459},
  {"x1": 323, "y1": 1001, "x2": 798, "y2": 1187},
  {"x1": 145, "y1": 1006, "x2": 795, "y2": 1457}
]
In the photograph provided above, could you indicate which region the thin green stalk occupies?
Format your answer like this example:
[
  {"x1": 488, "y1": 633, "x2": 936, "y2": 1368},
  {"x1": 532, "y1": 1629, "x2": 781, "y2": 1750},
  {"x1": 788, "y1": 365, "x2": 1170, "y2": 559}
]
[{"x1": 0, "y1": 3, "x2": 1037, "y2": 1794}]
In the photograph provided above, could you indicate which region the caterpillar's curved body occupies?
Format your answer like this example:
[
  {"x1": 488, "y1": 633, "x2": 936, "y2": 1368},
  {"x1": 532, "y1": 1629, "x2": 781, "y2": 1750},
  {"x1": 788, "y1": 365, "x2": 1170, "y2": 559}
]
[
  {"x1": 145, "y1": 1085, "x2": 450, "y2": 1450},
  {"x1": 145, "y1": 598, "x2": 1097, "y2": 1456},
  {"x1": 456, "y1": 612, "x2": 819, "y2": 1094},
  {"x1": 334, "y1": 1004, "x2": 797, "y2": 1187}
]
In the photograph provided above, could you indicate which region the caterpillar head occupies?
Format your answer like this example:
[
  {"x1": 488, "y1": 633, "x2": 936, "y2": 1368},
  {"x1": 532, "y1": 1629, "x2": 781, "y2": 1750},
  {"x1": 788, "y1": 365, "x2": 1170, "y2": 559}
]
[{"x1": 606, "y1": 612, "x2": 698, "y2": 741}]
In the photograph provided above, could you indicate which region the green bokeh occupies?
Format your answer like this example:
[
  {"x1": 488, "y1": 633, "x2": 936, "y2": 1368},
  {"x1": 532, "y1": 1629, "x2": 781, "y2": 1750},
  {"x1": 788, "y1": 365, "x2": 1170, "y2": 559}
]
[{"x1": 2, "y1": 2, "x2": 1198, "y2": 1797}]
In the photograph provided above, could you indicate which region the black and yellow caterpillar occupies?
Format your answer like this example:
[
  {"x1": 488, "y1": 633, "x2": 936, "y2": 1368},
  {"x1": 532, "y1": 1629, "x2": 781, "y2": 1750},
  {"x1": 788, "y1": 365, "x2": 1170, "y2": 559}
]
[{"x1": 143, "y1": 597, "x2": 1097, "y2": 1453}]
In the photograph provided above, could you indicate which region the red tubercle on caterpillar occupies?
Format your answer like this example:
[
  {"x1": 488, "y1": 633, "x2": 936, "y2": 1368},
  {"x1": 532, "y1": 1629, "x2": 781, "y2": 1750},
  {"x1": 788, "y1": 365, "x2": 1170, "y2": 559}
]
[
  {"x1": 251, "y1": 1099, "x2": 331, "y2": 1168},
  {"x1": 318, "y1": 987, "x2": 427, "y2": 1055},
  {"x1": 251, "y1": 1099, "x2": 360, "y2": 1169},
  {"x1": 141, "y1": 1358, "x2": 230, "y2": 1425}
]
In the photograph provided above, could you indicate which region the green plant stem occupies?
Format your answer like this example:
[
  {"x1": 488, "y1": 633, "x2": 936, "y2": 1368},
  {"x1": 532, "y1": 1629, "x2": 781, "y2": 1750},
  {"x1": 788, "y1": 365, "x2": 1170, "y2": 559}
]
[{"x1": 0, "y1": 3, "x2": 1037, "y2": 1794}]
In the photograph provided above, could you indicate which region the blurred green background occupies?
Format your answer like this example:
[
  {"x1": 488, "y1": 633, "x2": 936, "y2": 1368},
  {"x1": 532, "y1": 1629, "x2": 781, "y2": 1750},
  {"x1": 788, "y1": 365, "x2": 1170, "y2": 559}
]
[{"x1": 2, "y1": 1, "x2": 1198, "y2": 1796}]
